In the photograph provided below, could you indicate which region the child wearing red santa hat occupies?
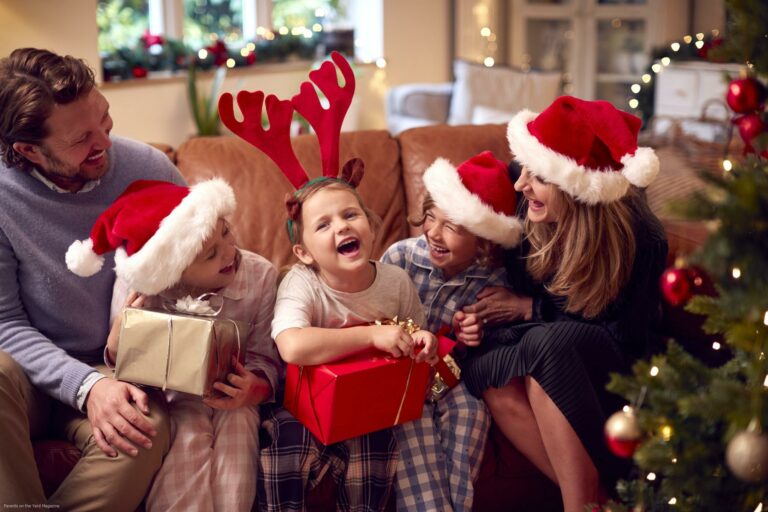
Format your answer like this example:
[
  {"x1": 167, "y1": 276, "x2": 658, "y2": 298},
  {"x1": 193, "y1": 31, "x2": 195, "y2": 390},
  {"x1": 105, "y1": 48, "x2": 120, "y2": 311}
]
[
  {"x1": 381, "y1": 150, "x2": 523, "y2": 511},
  {"x1": 66, "y1": 178, "x2": 280, "y2": 512}
]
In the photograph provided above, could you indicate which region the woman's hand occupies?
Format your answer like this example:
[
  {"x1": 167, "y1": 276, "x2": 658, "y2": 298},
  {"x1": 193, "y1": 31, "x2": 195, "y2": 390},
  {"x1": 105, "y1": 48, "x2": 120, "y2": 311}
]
[
  {"x1": 411, "y1": 330, "x2": 439, "y2": 365},
  {"x1": 106, "y1": 291, "x2": 145, "y2": 365},
  {"x1": 463, "y1": 286, "x2": 533, "y2": 327},
  {"x1": 204, "y1": 359, "x2": 272, "y2": 410},
  {"x1": 451, "y1": 311, "x2": 483, "y2": 346},
  {"x1": 370, "y1": 325, "x2": 414, "y2": 358}
]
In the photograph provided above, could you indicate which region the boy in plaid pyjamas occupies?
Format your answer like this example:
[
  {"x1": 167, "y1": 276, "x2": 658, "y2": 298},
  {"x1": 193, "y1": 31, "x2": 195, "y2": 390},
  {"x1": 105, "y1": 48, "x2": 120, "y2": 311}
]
[{"x1": 381, "y1": 151, "x2": 523, "y2": 511}]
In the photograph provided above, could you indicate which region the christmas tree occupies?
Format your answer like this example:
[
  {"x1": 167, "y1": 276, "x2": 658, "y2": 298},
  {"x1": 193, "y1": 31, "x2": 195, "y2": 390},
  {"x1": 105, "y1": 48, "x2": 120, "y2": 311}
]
[{"x1": 602, "y1": 1, "x2": 768, "y2": 510}]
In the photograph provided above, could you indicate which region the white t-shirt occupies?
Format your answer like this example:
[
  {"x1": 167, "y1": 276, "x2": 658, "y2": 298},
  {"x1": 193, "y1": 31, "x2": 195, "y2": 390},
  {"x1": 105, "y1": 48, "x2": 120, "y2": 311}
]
[{"x1": 271, "y1": 261, "x2": 426, "y2": 339}]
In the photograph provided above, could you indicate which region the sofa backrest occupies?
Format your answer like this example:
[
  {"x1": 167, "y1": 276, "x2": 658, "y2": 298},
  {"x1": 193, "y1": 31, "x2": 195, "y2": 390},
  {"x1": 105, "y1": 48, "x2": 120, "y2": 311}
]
[
  {"x1": 174, "y1": 130, "x2": 408, "y2": 270},
  {"x1": 398, "y1": 123, "x2": 511, "y2": 236}
]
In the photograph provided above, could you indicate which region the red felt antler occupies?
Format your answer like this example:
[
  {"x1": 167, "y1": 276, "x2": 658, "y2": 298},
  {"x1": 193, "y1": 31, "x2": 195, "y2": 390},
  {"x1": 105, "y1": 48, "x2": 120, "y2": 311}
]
[
  {"x1": 291, "y1": 51, "x2": 355, "y2": 178},
  {"x1": 218, "y1": 90, "x2": 309, "y2": 189}
]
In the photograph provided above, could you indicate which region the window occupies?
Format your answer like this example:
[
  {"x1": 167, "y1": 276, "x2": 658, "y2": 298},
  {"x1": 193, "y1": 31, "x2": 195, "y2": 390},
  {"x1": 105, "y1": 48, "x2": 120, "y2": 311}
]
[{"x1": 97, "y1": 0, "x2": 378, "y2": 81}]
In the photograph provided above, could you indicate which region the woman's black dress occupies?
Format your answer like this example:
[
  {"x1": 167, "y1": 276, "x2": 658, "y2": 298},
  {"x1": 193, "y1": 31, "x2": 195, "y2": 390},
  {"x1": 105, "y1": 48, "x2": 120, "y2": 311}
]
[{"x1": 461, "y1": 195, "x2": 668, "y2": 485}]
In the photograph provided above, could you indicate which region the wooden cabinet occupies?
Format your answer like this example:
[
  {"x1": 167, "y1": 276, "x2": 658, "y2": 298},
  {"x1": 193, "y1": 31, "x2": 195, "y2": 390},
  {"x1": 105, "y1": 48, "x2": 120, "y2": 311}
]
[{"x1": 507, "y1": 0, "x2": 688, "y2": 109}]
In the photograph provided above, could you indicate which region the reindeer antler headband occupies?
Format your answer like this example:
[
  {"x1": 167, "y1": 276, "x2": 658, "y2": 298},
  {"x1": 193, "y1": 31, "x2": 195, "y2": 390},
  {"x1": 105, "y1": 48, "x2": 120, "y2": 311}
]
[{"x1": 218, "y1": 51, "x2": 362, "y2": 243}]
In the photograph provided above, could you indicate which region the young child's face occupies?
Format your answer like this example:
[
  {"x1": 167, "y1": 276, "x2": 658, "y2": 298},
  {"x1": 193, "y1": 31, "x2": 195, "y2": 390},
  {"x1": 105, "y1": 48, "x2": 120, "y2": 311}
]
[
  {"x1": 293, "y1": 187, "x2": 375, "y2": 285},
  {"x1": 423, "y1": 206, "x2": 479, "y2": 279},
  {"x1": 514, "y1": 166, "x2": 560, "y2": 223},
  {"x1": 178, "y1": 218, "x2": 238, "y2": 292}
]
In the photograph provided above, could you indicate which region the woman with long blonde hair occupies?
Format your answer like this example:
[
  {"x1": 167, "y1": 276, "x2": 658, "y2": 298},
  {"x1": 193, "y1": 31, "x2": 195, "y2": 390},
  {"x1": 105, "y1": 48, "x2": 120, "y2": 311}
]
[{"x1": 461, "y1": 96, "x2": 668, "y2": 512}]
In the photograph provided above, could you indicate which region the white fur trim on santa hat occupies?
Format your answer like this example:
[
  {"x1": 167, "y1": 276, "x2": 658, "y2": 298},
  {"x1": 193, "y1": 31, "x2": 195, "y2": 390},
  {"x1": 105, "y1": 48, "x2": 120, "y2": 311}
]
[
  {"x1": 423, "y1": 158, "x2": 523, "y2": 248},
  {"x1": 507, "y1": 110, "x2": 648, "y2": 204},
  {"x1": 115, "y1": 178, "x2": 236, "y2": 296},
  {"x1": 65, "y1": 238, "x2": 104, "y2": 277}
]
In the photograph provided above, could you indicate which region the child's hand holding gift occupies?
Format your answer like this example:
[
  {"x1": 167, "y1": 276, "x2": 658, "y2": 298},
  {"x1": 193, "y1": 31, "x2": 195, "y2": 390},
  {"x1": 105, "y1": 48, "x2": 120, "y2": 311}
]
[
  {"x1": 370, "y1": 324, "x2": 415, "y2": 359},
  {"x1": 106, "y1": 290, "x2": 146, "y2": 365},
  {"x1": 411, "y1": 330, "x2": 438, "y2": 365},
  {"x1": 204, "y1": 358, "x2": 272, "y2": 410}
]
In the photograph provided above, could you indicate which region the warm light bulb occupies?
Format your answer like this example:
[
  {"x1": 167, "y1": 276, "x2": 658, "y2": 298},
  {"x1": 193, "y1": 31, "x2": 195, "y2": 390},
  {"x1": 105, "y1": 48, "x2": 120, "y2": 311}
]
[
  {"x1": 683, "y1": 35, "x2": 693, "y2": 44},
  {"x1": 629, "y1": 98, "x2": 639, "y2": 109},
  {"x1": 723, "y1": 159, "x2": 733, "y2": 171},
  {"x1": 763, "y1": 374, "x2": 768, "y2": 388},
  {"x1": 647, "y1": 472, "x2": 657, "y2": 481},
  {"x1": 642, "y1": 74, "x2": 652, "y2": 83},
  {"x1": 661, "y1": 57, "x2": 671, "y2": 66},
  {"x1": 671, "y1": 42, "x2": 681, "y2": 51},
  {"x1": 226, "y1": 58, "x2": 235, "y2": 68},
  {"x1": 661, "y1": 425, "x2": 673, "y2": 441},
  {"x1": 712, "y1": 341, "x2": 721, "y2": 350},
  {"x1": 755, "y1": 503, "x2": 763, "y2": 512},
  {"x1": 375, "y1": 58, "x2": 387, "y2": 69},
  {"x1": 696, "y1": 32, "x2": 705, "y2": 40},
  {"x1": 651, "y1": 63, "x2": 662, "y2": 73},
  {"x1": 313, "y1": 23, "x2": 323, "y2": 32},
  {"x1": 246, "y1": 42, "x2": 256, "y2": 51},
  {"x1": 712, "y1": 29, "x2": 720, "y2": 37},
  {"x1": 669, "y1": 497, "x2": 677, "y2": 505},
  {"x1": 484, "y1": 57, "x2": 495, "y2": 67},
  {"x1": 197, "y1": 49, "x2": 208, "y2": 59},
  {"x1": 732, "y1": 267, "x2": 742, "y2": 279},
  {"x1": 650, "y1": 366, "x2": 659, "y2": 377},
  {"x1": 240, "y1": 48, "x2": 249, "y2": 57},
  {"x1": 631, "y1": 83, "x2": 641, "y2": 93},
  {"x1": 480, "y1": 27, "x2": 491, "y2": 37},
  {"x1": 695, "y1": 40, "x2": 705, "y2": 49},
  {"x1": 279, "y1": 26, "x2": 289, "y2": 35},
  {"x1": 763, "y1": 310, "x2": 767, "y2": 326}
]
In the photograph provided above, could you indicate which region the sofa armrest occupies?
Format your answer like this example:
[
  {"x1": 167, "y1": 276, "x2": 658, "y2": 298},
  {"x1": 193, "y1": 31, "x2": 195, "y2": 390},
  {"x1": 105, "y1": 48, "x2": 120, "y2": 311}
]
[{"x1": 386, "y1": 83, "x2": 453, "y2": 132}]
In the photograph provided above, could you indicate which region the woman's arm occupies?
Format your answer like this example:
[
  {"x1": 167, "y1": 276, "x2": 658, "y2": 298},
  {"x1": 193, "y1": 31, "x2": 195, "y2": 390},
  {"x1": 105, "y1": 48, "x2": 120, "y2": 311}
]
[{"x1": 463, "y1": 286, "x2": 533, "y2": 326}]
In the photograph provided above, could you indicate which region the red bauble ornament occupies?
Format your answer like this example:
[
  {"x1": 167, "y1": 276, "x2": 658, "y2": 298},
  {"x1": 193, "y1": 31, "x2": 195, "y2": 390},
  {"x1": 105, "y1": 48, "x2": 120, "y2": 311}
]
[
  {"x1": 660, "y1": 265, "x2": 714, "y2": 307},
  {"x1": 131, "y1": 65, "x2": 148, "y2": 79},
  {"x1": 605, "y1": 407, "x2": 642, "y2": 458},
  {"x1": 726, "y1": 77, "x2": 768, "y2": 114},
  {"x1": 661, "y1": 267, "x2": 692, "y2": 306},
  {"x1": 735, "y1": 113, "x2": 765, "y2": 152}
]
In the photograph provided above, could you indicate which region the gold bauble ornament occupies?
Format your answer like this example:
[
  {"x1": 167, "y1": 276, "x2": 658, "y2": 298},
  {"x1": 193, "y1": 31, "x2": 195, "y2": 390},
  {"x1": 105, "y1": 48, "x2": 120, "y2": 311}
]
[{"x1": 725, "y1": 419, "x2": 768, "y2": 482}]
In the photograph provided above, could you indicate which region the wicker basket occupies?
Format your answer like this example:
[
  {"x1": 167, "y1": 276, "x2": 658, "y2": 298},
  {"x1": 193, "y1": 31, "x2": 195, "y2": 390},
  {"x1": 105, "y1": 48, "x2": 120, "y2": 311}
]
[{"x1": 645, "y1": 100, "x2": 743, "y2": 173}]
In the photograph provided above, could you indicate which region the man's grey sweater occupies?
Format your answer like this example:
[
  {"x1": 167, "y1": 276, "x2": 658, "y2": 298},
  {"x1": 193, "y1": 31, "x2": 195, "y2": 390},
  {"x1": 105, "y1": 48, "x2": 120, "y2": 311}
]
[{"x1": 0, "y1": 136, "x2": 185, "y2": 408}]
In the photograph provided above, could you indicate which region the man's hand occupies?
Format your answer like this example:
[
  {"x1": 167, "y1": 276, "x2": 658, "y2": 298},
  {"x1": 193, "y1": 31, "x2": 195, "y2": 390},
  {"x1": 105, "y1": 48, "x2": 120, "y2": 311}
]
[
  {"x1": 451, "y1": 310, "x2": 483, "y2": 346},
  {"x1": 106, "y1": 291, "x2": 145, "y2": 365},
  {"x1": 411, "y1": 330, "x2": 439, "y2": 365},
  {"x1": 204, "y1": 359, "x2": 272, "y2": 410},
  {"x1": 463, "y1": 286, "x2": 533, "y2": 326},
  {"x1": 86, "y1": 378, "x2": 157, "y2": 458}
]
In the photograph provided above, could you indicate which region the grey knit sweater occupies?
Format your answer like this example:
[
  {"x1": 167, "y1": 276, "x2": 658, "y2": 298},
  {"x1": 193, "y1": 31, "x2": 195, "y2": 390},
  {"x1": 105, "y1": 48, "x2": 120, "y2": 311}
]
[{"x1": 0, "y1": 136, "x2": 185, "y2": 407}]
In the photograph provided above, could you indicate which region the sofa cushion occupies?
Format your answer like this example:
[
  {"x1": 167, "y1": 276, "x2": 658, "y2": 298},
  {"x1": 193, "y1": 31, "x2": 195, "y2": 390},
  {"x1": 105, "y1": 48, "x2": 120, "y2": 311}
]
[
  {"x1": 398, "y1": 124, "x2": 512, "y2": 237},
  {"x1": 448, "y1": 60, "x2": 561, "y2": 125},
  {"x1": 174, "y1": 131, "x2": 409, "y2": 269}
]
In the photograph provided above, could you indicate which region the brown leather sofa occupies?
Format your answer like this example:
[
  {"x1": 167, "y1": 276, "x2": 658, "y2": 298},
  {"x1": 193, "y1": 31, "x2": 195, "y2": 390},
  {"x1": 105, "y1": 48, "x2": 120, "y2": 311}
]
[{"x1": 34, "y1": 123, "x2": 708, "y2": 511}]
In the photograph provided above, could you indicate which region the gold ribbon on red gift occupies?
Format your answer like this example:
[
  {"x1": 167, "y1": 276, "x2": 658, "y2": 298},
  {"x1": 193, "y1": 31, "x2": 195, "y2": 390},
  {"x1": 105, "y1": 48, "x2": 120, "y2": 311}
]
[{"x1": 429, "y1": 335, "x2": 461, "y2": 402}]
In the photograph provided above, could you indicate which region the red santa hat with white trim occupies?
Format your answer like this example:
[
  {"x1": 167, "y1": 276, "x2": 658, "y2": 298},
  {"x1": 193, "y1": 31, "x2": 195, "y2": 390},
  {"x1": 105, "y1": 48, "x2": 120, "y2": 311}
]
[
  {"x1": 65, "y1": 178, "x2": 236, "y2": 295},
  {"x1": 421, "y1": 150, "x2": 522, "y2": 248},
  {"x1": 507, "y1": 95, "x2": 659, "y2": 204}
]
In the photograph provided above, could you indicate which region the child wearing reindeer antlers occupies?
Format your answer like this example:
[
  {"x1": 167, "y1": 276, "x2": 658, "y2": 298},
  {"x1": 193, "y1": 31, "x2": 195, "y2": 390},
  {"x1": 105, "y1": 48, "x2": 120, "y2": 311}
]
[
  {"x1": 219, "y1": 51, "x2": 438, "y2": 512},
  {"x1": 66, "y1": 178, "x2": 281, "y2": 512},
  {"x1": 381, "y1": 150, "x2": 523, "y2": 511}
]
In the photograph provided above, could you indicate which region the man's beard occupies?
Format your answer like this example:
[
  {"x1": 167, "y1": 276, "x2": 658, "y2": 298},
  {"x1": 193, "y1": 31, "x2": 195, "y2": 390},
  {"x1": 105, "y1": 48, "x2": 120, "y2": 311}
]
[{"x1": 37, "y1": 145, "x2": 108, "y2": 187}]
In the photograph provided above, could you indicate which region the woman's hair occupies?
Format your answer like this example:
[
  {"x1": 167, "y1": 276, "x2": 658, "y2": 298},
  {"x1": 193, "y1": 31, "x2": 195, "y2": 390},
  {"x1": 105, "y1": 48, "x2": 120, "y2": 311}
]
[
  {"x1": 286, "y1": 178, "x2": 380, "y2": 246},
  {"x1": 409, "y1": 192, "x2": 501, "y2": 269},
  {"x1": 0, "y1": 48, "x2": 95, "y2": 172},
  {"x1": 525, "y1": 185, "x2": 639, "y2": 318}
]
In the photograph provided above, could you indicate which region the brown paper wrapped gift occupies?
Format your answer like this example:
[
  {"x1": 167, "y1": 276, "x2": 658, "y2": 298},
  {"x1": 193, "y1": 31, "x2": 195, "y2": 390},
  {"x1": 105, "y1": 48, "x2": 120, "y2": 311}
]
[{"x1": 115, "y1": 307, "x2": 249, "y2": 397}]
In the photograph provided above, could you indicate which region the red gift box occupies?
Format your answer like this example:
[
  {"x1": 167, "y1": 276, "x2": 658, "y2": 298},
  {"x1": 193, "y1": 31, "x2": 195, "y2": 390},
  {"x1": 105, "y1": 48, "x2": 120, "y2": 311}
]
[{"x1": 284, "y1": 348, "x2": 431, "y2": 445}]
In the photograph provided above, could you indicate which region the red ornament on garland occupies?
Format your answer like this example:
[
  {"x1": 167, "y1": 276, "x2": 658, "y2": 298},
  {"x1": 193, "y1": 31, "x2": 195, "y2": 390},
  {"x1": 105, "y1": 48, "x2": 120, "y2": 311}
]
[
  {"x1": 605, "y1": 407, "x2": 642, "y2": 458},
  {"x1": 726, "y1": 77, "x2": 767, "y2": 114},
  {"x1": 131, "y1": 65, "x2": 148, "y2": 79}
]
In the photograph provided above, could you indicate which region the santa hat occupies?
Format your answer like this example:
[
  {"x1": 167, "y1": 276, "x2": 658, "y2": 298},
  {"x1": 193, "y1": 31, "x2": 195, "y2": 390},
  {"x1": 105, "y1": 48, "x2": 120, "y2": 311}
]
[
  {"x1": 422, "y1": 150, "x2": 523, "y2": 248},
  {"x1": 65, "y1": 178, "x2": 236, "y2": 295},
  {"x1": 507, "y1": 96, "x2": 659, "y2": 204}
]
